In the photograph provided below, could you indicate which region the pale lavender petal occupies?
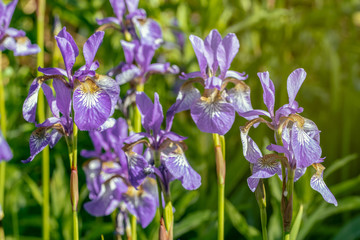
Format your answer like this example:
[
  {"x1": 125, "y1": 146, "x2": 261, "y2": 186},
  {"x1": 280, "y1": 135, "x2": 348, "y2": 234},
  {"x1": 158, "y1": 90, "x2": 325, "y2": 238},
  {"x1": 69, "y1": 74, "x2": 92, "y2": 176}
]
[
  {"x1": 203, "y1": 29, "x2": 222, "y2": 73},
  {"x1": 303, "y1": 118, "x2": 320, "y2": 144},
  {"x1": 287, "y1": 68, "x2": 306, "y2": 105},
  {"x1": 240, "y1": 109, "x2": 270, "y2": 119},
  {"x1": 53, "y1": 78, "x2": 72, "y2": 117},
  {"x1": 134, "y1": 18, "x2": 163, "y2": 47},
  {"x1": 84, "y1": 178, "x2": 128, "y2": 216},
  {"x1": 116, "y1": 64, "x2": 141, "y2": 85},
  {"x1": 125, "y1": 0, "x2": 139, "y2": 13},
  {"x1": 217, "y1": 33, "x2": 239, "y2": 79},
  {"x1": 190, "y1": 97, "x2": 235, "y2": 135},
  {"x1": 189, "y1": 35, "x2": 207, "y2": 77},
  {"x1": 35, "y1": 117, "x2": 60, "y2": 128},
  {"x1": 83, "y1": 159, "x2": 102, "y2": 198},
  {"x1": 135, "y1": 44, "x2": 155, "y2": 72},
  {"x1": 247, "y1": 177, "x2": 260, "y2": 192},
  {"x1": 161, "y1": 143, "x2": 201, "y2": 190},
  {"x1": 258, "y1": 71, "x2": 275, "y2": 116},
  {"x1": 11, "y1": 39, "x2": 40, "y2": 56},
  {"x1": 55, "y1": 36, "x2": 76, "y2": 78},
  {"x1": 94, "y1": 75, "x2": 120, "y2": 115},
  {"x1": 5, "y1": 28, "x2": 25, "y2": 38},
  {"x1": 204, "y1": 76, "x2": 222, "y2": 90},
  {"x1": 135, "y1": 193, "x2": 157, "y2": 228},
  {"x1": 126, "y1": 151, "x2": 149, "y2": 188},
  {"x1": 0, "y1": 130, "x2": 12, "y2": 162},
  {"x1": 239, "y1": 129, "x2": 262, "y2": 163},
  {"x1": 291, "y1": 123, "x2": 322, "y2": 168},
  {"x1": 83, "y1": 31, "x2": 104, "y2": 68},
  {"x1": 161, "y1": 131, "x2": 187, "y2": 143},
  {"x1": 3, "y1": 0, "x2": 17, "y2": 29},
  {"x1": 38, "y1": 67, "x2": 67, "y2": 76},
  {"x1": 121, "y1": 40, "x2": 136, "y2": 64},
  {"x1": 96, "y1": 17, "x2": 120, "y2": 25},
  {"x1": 224, "y1": 70, "x2": 248, "y2": 80},
  {"x1": 110, "y1": 0, "x2": 126, "y2": 20},
  {"x1": 41, "y1": 83, "x2": 59, "y2": 118},
  {"x1": 49, "y1": 130, "x2": 62, "y2": 149},
  {"x1": 227, "y1": 81, "x2": 254, "y2": 116},
  {"x1": 73, "y1": 80, "x2": 112, "y2": 131},
  {"x1": 294, "y1": 167, "x2": 306, "y2": 182},
  {"x1": 179, "y1": 71, "x2": 202, "y2": 80},
  {"x1": 97, "y1": 118, "x2": 116, "y2": 131},
  {"x1": 148, "y1": 93, "x2": 163, "y2": 135},
  {"x1": 23, "y1": 78, "x2": 42, "y2": 123},
  {"x1": 147, "y1": 63, "x2": 179, "y2": 75},
  {"x1": 310, "y1": 164, "x2": 337, "y2": 206},
  {"x1": 57, "y1": 27, "x2": 79, "y2": 57}
]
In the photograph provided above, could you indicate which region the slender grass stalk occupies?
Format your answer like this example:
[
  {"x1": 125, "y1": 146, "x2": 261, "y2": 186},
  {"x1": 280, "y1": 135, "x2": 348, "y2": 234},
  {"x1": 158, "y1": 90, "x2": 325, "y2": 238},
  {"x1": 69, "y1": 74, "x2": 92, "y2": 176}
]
[
  {"x1": 36, "y1": 0, "x2": 49, "y2": 239},
  {"x1": 130, "y1": 215, "x2": 137, "y2": 240},
  {"x1": 0, "y1": 51, "x2": 7, "y2": 240},
  {"x1": 213, "y1": 133, "x2": 226, "y2": 240},
  {"x1": 71, "y1": 123, "x2": 79, "y2": 240}
]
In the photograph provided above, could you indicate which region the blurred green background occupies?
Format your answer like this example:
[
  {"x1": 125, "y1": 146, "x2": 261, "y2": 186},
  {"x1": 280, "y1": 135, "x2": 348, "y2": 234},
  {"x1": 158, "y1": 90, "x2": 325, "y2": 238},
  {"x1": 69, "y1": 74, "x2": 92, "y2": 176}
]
[{"x1": 2, "y1": 0, "x2": 360, "y2": 239}]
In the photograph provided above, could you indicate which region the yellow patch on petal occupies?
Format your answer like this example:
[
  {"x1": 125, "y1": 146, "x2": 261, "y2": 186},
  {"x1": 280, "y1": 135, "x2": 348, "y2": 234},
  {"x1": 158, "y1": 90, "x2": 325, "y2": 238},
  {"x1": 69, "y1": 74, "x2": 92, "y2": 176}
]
[{"x1": 77, "y1": 79, "x2": 102, "y2": 108}]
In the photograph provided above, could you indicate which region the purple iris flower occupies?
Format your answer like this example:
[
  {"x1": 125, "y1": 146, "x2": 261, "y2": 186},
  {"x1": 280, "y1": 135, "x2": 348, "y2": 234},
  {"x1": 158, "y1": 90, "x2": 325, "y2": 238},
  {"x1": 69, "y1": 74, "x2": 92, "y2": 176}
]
[
  {"x1": 108, "y1": 39, "x2": 179, "y2": 86},
  {"x1": 82, "y1": 118, "x2": 158, "y2": 228},
  {"x1": 0, "y1": 128, "x2": 12, "y2": 162},
  {"x1": 97, "y1": 0, "x2": 162, "y2": 48},
  {"x1": 123, "y1": 92, "x2": 201, "y2": 192},
  {"x1": 168, "y1": 29, "x2": 254, "y2": 135},
  {"x1": 0, "y1": 0, "x2": 40, "y2": 56},
  {"x1": 22, "y1": 27, "x2": 119, "y2": 162},
  {"x1": 240, "y1": 69, "x2": 337, "y2": 206}
]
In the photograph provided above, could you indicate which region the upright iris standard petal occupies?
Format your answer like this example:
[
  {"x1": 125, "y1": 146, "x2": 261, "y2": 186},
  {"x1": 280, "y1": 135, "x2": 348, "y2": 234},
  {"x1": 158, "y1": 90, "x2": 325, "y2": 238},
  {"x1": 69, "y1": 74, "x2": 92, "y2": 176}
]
[
  {"x1": 83, "y1": 159, "x2": 103, "y2": 199},
  {"x1": 57, "y1": 27, "x2": 79, "y2": 57},
  {"x1": 3, "y1": 0, "x2": 17, "y2": 29},
  {"x1": 53, "y1": 78, "x2": 72, "y2": 117},
  {"x1": 217, "y1": 33, "x2": 240, "y2": 79},
  {"x1": 191, "y1": 96, "x2": 235, "y2": 135},
  {"x1": 149, "y1": 93, "x2": 164, "y2": 136},
  {"x1": 134, "y1": 19, "x2": 163, "y2": 47},
  {"x1": 83, "y1": 31, "x2": 105, "y2": 68},
  {"x1": 205, "y1": 76, "x2": 222, "y2": 90},
  {"x1": 291, "y1": 123, "x2": 322, "y2": 168},
  {"x1": 258, "y1": 71, "x2": 275, "y2": 116},
  {"x1": 109, "y1": 0, "x2": 126, "y2": 21},
  {"x1": 203, "y1": 29, "x2": 222, "y2": 73},
  {"x1": 189, "y1": 35, "x2": 207, "y2": 78},
  {"x1": 0, "y1": 130, "x2": 12, "y2": 162},
  {"x1": 135, "y1": 44, "x2": 155, "y2": 73},
  {"x1": 161, "y1": 142, "x2": 201, "y2": 190},
  {"x1": 287, "y1": 68, "x2": 306, "y2": 105},
  {"x1": 73, "y1": 79, "x2": 112, "y2": 131},
  {"x1": 55, "y1": 36, "x2": 76, "y2": 78},
  {"x1": 121, "y1": 40, "x2": 136, "y2": 64},
  {"x1": 310, "y1": 163, "x2": 338, "y2": 206}
]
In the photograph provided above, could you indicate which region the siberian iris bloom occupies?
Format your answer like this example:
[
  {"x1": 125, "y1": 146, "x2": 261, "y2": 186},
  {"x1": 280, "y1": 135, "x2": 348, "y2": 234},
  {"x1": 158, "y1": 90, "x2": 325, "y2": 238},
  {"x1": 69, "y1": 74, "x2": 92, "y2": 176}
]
[
  {"x1": 240, "y1": 68, "x2": 337, "y2": 206},
  {"x1": 82, "y1": 118, "x2": 158, "y2": 229},
  {"x1": 108, "y1": 39, "x2": 179, "y2": 86},
  {"x1": 22, "y1": 27, "x2": 119, "y2": 162},
  {"x1": 97, "y1": 0, "x2": 162, "y2": 48},
  {"x1": 0, "y1": 0, "x2": 40, "y2": 56},
  {"x1": 123, "y1": 92, "x2": 201, "y2": 192},
  {"x1": 168, "y1": 29, "x2": 254, "y2": 135}
]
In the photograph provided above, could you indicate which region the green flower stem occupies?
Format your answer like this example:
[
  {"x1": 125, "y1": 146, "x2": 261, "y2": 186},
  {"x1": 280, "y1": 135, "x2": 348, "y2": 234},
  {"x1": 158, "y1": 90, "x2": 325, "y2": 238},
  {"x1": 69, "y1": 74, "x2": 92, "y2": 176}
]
[
  {"x1": 131, "y1": 215, "x2": 137, "y2": 240},
  {"x1": 65, "y1": 123, "x2": 79, "y2": 240},
  {"x1": 276, "y1": 130, "x2": 294, "y2": 240},
  {"x1": 213, "y1": 133, "x2": 226, "y2": 240},
  {"x1": 255, "y1": 179, "x2": 268, "y2": 240},
  {"x1": 36, "y1": 0, "x2": 49, "y2": 238},
  {"x1": 0, "y1": 51, "x2": 7, "y2": 240}
]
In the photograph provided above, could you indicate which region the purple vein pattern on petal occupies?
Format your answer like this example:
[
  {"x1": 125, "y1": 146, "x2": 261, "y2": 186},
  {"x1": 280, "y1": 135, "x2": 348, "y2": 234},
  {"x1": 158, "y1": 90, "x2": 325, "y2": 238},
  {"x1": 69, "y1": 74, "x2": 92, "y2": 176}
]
[
  {"x1": 73, "y1": 80, "x2": 112, "y2": 131},
  {"x1": 53, "y1": 78, "x2": 72, "y2": 117},
  {"x1": 55, "y1": 36, "x2": 76, "y2": 78},
  {"x1": 23, "y1": 78, "x2": 42, "y2": 123},
  {"x1": 126, "y1": 151, "x2": 149, "y2": 188},
  {"x1": 258, "y1": 71, "x2": 275, "y2": 116},
  {"x1": 227, "y1": 81, "x2": 254, "y2": 116},
  {"x1": 190, "y1": 97, "x2": 235, "y2": 135},
  {"x1": 240, "y1": 128, "x2": 262, "y2": 163},
  {"x1": 310, "y1": 164, "x2": 338, "y2": 206},
  {"x1": 83, "y1": 31, "x2": 104, "y2": 68},
  {"x1": 203, "y1": 29, "x2": 221, "y2": 73}
]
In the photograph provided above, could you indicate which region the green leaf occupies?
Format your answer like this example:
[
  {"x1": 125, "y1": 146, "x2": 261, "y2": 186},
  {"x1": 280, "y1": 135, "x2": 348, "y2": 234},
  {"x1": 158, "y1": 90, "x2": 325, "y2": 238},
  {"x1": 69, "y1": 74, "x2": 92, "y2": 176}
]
[
  {"x1": 225, "y1": 199, "x2": 261, "y2": 239},
  {"x1": 23, "y1": 173, "x2": 42, "y2": 206},
  {"x1": 173, "y1": 210, "x2": 211, "y2": 239},
  {"x1": 290, "y1": 204, "x2": 303, "y2": 240},
  {"x1": 333, "y1": 215, "x2": 360, "y2": 240},
  {"x1": 323, "y1": 154, "x2": 358, "y2": 179}
]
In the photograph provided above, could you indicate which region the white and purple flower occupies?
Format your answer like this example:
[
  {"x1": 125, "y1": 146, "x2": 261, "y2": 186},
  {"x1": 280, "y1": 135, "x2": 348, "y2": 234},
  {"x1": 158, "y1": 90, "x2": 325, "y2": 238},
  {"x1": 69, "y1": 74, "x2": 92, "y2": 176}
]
[
  {"x1": 239, "y1": 69, "x2": 337, "y2": 206},
  {"x1": 22, "y1": 27, "x2": 119, "y2": 162},
  {"x1": 0, "y1": 0, "x2": 40, "y2": 56},
  {"x1": 168, "y1": 29, "x2": 254, "y2": 135}
]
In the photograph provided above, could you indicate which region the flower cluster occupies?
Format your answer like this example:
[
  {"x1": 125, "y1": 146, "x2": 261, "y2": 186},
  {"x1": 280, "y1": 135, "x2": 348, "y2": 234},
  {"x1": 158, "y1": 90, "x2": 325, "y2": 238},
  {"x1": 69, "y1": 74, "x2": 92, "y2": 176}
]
[
  {"x1": 81, "y1": 118, "x2": 158, "y2": 230},
  {"x1": 22, "y1": 27, "x2": 119, "y2": 162},
  {"x1": 123, "y1": 92, "x2": 201, "y2": 192},
  {"x1": 168, "y1": 29, "x2": 254, "y2": 135},
  {"x1": 0, "y1": 0, "x2": 40, "y2": 56},
  {"x1": 240, "y1": 68, "x2": 337, "y2": 206}
]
